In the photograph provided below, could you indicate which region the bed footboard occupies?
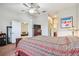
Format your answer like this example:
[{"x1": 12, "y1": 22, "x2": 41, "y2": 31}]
[{"x1": 16, "y1": 38, "x2": 22, "y2": 48}]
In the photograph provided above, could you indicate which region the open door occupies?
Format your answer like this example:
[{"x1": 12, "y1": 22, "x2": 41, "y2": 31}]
[{"x1": 11, "y1": 21, "x2": 21, "y2": 43}]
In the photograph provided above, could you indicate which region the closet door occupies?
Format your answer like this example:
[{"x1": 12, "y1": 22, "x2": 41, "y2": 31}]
[{"x1": 11, "y1": 21, "x2": 21, "y2": 43}]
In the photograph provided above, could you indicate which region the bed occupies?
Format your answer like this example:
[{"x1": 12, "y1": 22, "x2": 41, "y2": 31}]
[{"x1": 15, "y1": 36, "x2": 79, "y2": 56}]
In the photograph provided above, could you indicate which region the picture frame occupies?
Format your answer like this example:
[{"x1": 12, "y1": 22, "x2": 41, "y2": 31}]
[{"x1": 61, "y1": 16, "x2": 73, "y2": 28}]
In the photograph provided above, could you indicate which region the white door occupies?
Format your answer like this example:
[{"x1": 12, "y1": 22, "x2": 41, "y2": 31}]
[{"x1": 11, "y1": 21, "x2": 21, "y2": 43}]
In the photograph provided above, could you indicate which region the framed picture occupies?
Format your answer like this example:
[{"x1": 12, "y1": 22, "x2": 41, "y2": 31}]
[{"x1": 61, "y1": 16, "x2": 73, "y2": 28}]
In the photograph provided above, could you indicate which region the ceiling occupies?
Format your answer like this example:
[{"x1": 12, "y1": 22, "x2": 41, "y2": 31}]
[
  {"x1": 0, "y1": 3, "x2": 76, "y2": 16},
  {"x1": 38, "y1": 3, "x2": 76, "y2": 15}
]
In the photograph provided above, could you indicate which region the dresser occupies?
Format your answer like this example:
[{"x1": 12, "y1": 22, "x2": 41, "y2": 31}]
[{"x1": 0, "y1": 33, "x2": 6, "y2": 46}]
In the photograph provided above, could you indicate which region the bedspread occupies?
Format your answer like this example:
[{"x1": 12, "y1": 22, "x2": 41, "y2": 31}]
[{"x1": 16, "y1": 36, "x2": 79, "y2": 56}]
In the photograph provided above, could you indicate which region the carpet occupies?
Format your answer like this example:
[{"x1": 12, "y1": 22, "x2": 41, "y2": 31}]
[{"x1": 0, "y1": 44, "x2": 16, "y2": 56}]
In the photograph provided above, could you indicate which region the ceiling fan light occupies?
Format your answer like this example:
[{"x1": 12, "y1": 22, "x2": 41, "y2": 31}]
[{"x1": 29, "y1": 8, "x2": 37, "y2": 14}]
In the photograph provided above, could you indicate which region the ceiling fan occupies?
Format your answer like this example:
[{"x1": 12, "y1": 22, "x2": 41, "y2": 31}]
[{"x1": 21, "y1": 3, "x2": 46, "y2": 15}]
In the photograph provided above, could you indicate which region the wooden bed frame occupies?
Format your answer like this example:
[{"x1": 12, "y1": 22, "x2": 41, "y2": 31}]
[{"x1": 16, "y1": 38, "x2": 22, "y2": 48}]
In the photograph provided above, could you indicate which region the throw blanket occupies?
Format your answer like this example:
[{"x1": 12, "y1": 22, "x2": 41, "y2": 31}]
[{"x1": 16, "y1": 36, "x2": 79, "y2": 56}]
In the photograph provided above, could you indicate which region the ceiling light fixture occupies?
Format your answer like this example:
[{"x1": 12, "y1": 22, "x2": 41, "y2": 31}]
[{"x1": 29, "y1": 8, "x2": 37, "y2": 14}]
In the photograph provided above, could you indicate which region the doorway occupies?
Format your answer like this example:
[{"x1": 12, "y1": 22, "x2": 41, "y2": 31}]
[
  {"x1": 21, "y1": 22, "x2": 28, "y2": 38},
  {"x1": 48, "y1": 16, "x2": 58, "y2": 37}
]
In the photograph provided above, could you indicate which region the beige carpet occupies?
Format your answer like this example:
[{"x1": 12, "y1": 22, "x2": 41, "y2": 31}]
[{"x1": 0, "y1": 44, "x2": 16, "y2": 56}]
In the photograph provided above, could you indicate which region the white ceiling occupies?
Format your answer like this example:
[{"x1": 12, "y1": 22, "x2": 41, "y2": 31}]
[
  {"x1": 0, "y1": 3, "x2": 76, "y2": 15},
  {"x1": 38, "y1": 3, "x2": 76, "y2": 15}
]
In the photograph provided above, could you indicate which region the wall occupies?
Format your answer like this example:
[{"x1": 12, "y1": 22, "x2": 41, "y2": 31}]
[
  {"x1": 19, "y1": 14, "x2": 33, "y2": 37},
  {"x1": 1, "y1": 4, "x2": 78, "y2": 37},
  {"x1": 32, "y1": 13, "x2": 48, "y2": 36},
  {"x1": 77, "y1": 4, "x2": 79, "y2": 29},
  {"x1": 0, "y1": 5, "x2": 33, "y2": 37},
  {"x1": 53, "y1": 5, "x2": 78, "y2": 37},
  {"x1": 0, "y1": 6, "x2": 18, "y2": 33}
]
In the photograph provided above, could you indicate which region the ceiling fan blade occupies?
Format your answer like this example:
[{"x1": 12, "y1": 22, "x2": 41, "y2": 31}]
[
  {"x1": 37, "y1": 9, "x2": 46, "y2": 14},
  {"x1": 42, "y1": 10, "x2": 46, "y2": 13},
  {"x1": 23, "y1": 3, "x2": 31, "y2": 8},
  {"x1": 23, "y1": 3, "x2": 28, "y2": 7},
  {"x1": 30, "y1": 3, "x2": 40, "y2": 8}
]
